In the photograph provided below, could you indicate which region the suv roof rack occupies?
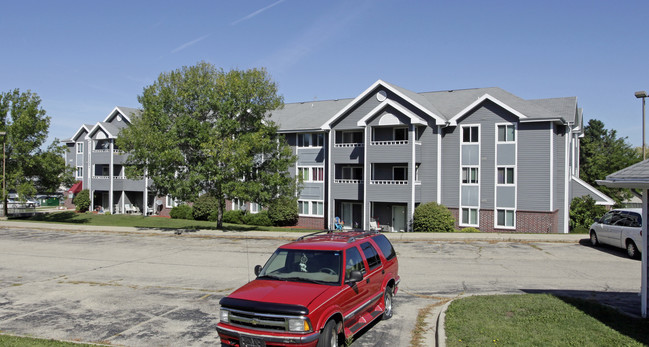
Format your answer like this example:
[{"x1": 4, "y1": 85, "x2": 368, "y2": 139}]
[{"x1": 296, "y1": 230, "x2": 379, "y2": 242}]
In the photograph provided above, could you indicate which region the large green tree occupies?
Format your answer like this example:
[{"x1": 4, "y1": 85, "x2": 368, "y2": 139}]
[
  {"x1": 580, "y1": 119, "x2": 641, "y2": 205},
  {"x1": 117, "y1": 62, "x2": 298, "y2": 228},
  {"x1": 0, "y1": 89, "x2": 72, "y2": 215}
]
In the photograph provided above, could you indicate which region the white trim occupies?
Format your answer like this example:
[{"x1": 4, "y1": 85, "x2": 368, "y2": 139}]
[
  {"x1": 437, "y1": 126, "x2": 442, "y2": 204},
  {"x1": 76, "y1": 142, "x2": 84, "y2": 154},
  {"x1": 642, "y1": 190, "x2": 648, "y2": 318},
  {"x1": 86, "y1": 123, "x2": 117, "y2": 140},
  {"x1": 410, "y1": 124, "x2": 416, "y2": 232},
  {"x1": 103, "y1": 106, "x2": 133, "y2": 123},
  {"x1": 71, "y1": 125, "x2": 92, "y2": 142},
  {"x1": 563, "y1": 125, "x2": 571, "y2": 233},
  {"x1": 327, "y1": 131, "x2": 333, "y2": 229},
  {"x1": 321, "y1": 79, "x2": 444, "y2": 130},
  {"x1": 448, "y1": 94, "x2": 528, "y2": 126},
  {"x1": 298, "y1": 199, "x2": 324, "y2": 217},
  {"x1": 355, "y1": 99, "x2": 427, "y2": 127},
  {"x1": 495, "y1": 208, "x2": 516, "y2": 229},
  {"x1": 550, "y1": 123, "x2": 554, "y2": 211},
  {"x1": 571, "y1": 175, "x2": 615, "y2": 205},
  {"x1": 459, "y1": 123, "x2": 481, "y2": 228},
  {"x1": 363, "y1": 125, "x2": 368, "y2": 230}
]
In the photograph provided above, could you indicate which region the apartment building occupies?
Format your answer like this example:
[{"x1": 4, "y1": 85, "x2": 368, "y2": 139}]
[
  {"x1": 271, "y1": 80, "x2": 612, "y2": 233},
  {"x1": 64, "y1": 80, "x2": 612, "y2": 232}
]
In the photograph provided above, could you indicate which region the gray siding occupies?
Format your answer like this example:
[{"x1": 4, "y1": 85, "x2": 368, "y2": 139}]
[
  {"x1": 297, "y1": 148, "x2": 325, "y2": 165},
  {"x1": 518, "y1": 122, "x2": 552, "y2": 211},
  {"x1": 417, "y1": 125, "x2": 438, "y2": 203},
  {"x1": 496, "y1": 186, "x2": 516, "y2": 208},
  {"x1": 554, "y1": 124, "x2": 567, "y2": 232},
  {"x1": 497, "y1": 144, "x2": 516, "y2": 165},
  {"x1": 440, "y1": 126, "x2": 460, "y2": 207}
]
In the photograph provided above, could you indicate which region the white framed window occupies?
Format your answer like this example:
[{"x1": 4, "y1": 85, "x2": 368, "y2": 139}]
[
  {"x1": 394, "y1": 127, "x2": 408, "y2": 141},
  {"x1": 298, "y1": 166, "x2": 324, "y2": 182},
  {"x1": 497, "y1": 124, "x2": 516, "y2": 142},
  {"x1": 312, "y1": 167, "x2": 324, "y2": 182},
  {"x1": 497, "y1": 167, "x2": 515, "y2": 185},
  {"x1": 462, "y1": 126, "x2": 479, "y2": 143},
  {"x1": 311, "y1": 201, "x2": 324, "y2": 216},
  {"x1": 165, "y1": 195, "x2": 177, "y2": 208},
  {"x1": 298, "y1": 167, "x2": 309, "y2": 181},
  {"x1": 462, "y1": 167, "x2": 479, "y2": 184},
  {"x1": 298, "y1": 200, "x2": 309, "y2": 215},
  {"x1": 461, "y1": 207, "x2": 478, "y2": 226},
  {"x1": 496, "y1": 209, "x2": 515, "y2": 228},
  {"x1": 232, "y1": 199, "x2": 245, "y2": 211},
  {"x1": 393, "y1": 166, "x2": 407, "y2": 181},
  {"x1": 298, "y1": 133, "x2": 324, "y2": 147},
  {"x1": 76, "y1": 166, "x2": 83, "y2": 178},
  {"x1": 341, "y1": 166, "x2": 363, "y2": 180},
  {"x1": 342, "y1": 131, "x2": 363, "y2": 144},
  {"x1": 297, "y1": 200, "x2": 324, "y2": 216},
  {"x1": 76, "y1": 142, "x2": 84, "y2": 154},
  {"x1": 250, "y1": 202, "x2": 260, "y2": 214}
]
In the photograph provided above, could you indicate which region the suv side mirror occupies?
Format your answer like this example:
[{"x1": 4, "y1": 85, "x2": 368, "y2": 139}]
[
  {"x1": 347, "y1": 270, "x2": 363, "y2": 284},
  {"x1": 593, "y1": 218, "x2": 600, "y2": 224},
  {"x1": 254, "y1": 265, "x2": 263, "y2": 277}
]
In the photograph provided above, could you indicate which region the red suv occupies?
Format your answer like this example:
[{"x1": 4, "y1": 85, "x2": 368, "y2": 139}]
[{"x1": 217, "y1": 230, "x2": 400, "y2": 347}]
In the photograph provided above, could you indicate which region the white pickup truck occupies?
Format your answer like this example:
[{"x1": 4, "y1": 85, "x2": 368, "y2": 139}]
[{"x1": 589, "y1": 208, "x2": 643, "y2": 259}]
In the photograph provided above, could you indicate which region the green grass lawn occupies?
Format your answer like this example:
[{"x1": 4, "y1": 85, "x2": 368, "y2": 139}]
[
  {"x1": 15, "y1": 211, "x2": 316, "y2": 233},
  {"x1": 0, "y1": 334, "x2": 100, "y2": 347},
  {"x1": 445, "y1": 294, "x2": 649, "y2": 346}
]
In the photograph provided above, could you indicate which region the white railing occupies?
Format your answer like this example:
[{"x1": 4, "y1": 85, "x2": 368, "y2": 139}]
[
  {"x1": 370, "y1": 140, "x2": 409, "y2": 146},
  {"x1": 334, "y1": 143, "x2": 363, "y2": 148},
  {"x1": 370, "y1": 180, "x2": 409, "y2": 185},
  {"x1": 92, "y1": 149, "x2": 110, "y2": 152},
  {"x1": 334, "y1": 179, "x2": 364, "y2": 184},
  {"x1": 92, "y1": 175, "x2": 110, "y2": 179}
]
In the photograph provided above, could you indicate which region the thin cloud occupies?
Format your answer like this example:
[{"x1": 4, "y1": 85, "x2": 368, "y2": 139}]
[
  {"x1": 231, "y1": 0, "x2": 286, "y2": 25},
  {"x1": 171, "y1": 34, "x2": 210, "y2": 54}
]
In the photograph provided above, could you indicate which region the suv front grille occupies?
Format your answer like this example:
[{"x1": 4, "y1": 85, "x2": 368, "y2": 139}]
[{"x1": 229, "y1": 309, "x2": 289, "y2": 331}]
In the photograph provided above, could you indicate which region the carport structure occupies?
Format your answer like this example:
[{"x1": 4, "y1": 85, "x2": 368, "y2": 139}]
[{"x1": 597, "y1": 159, "x2": 649, "y2": 318}]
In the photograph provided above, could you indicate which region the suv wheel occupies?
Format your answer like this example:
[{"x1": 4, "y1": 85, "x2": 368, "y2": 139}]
[
  {"x1": 590, "y1": 231, "x2": 599, "y2": 246},
  {"x1": 382, "y1": 286, "x2": 393, "y2": 320},
  {"x1": 627, "y1": 240, "x2": 639, "y2": 259},
  {"x1": 317, "y1": 320, "x2": 338, "y2": 347}
]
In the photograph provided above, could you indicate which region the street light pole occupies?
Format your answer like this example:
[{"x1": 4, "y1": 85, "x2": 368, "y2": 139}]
[
  {"x1": 636, "y1": 91, "x2": 648, "y2": 160},
  {"x1": 0, "y1": 131, "x2": 6, "y2": 218}
]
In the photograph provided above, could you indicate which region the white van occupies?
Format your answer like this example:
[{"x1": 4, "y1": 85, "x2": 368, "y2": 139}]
[{"x1": 589, "y1": 208, "x2": 643, "y2": 259}]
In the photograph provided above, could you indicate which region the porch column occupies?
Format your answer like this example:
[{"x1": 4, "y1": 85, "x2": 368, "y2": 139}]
[
  {"x1": 143, "y1": 169, "x2": 148, "y2": 216},
  {"x1": 409, "y1": 124, "x2": 416, "y2": 232},
  {"x1": 643, "y1": 189, "x2": 648, "y2": 318},
  {"x1": 109, "y1": 140, "x2": 114, "y2": 214}
]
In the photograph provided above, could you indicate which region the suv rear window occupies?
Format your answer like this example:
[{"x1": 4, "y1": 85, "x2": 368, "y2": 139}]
[
  {"x1": 373, "y1": 234, "x2": 396, "y2": 261},
  {"x1": 361, "y1": 242, "x2": 382, "y2": 270}
]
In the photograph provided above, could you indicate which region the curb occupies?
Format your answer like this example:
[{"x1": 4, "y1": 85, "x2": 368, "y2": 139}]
[{"x1": 435, "y1": 300, "x2": 453, "y2": 347}]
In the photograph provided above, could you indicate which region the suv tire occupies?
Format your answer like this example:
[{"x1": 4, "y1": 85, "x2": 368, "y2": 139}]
[
  {"x1": 317, "y1": 319, "x2": 338, "y2": 347},
  {"x1": 627, "y1": 240, "x2": 639, "y2": 259},
  {"x1": 590, "y1": 231, "x2": 599, "y2": 246},
  {"x1": 382, "y1": 286, "x2": 393, "y2": 320}
]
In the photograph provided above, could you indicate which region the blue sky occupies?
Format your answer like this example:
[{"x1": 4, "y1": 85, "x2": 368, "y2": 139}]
[{"x1": 1, "y1": 0, "x2": 648, "y2": 147}]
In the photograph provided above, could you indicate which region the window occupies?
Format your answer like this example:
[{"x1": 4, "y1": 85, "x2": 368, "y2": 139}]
[
  {"x1": 311, "y1": 201, "x2": 324, "y2": 216},
  {"x1": 497, "y1": 209, "x2": 515, "y2": 227},
  {"x1": 393, "y1": 166, "x2": 407, "y2": 181},
  {"x1": 298, "y1": 133, "x2": 324, "y2": 147},
  {"x1": 341, "y1": 166, "x2": 363, "y2": 180},
  {"x1": 312, "y1": 167, "x2": 324, "y2": 182},
  {"x1": 76, "y1": 166, "x2": 83, "y2": 178},
  {"x1": 345, "y1": 247, "x2": 366, "y2": 280},
  {"x1": 165, "y1": 195, "x2": 177, "y2": 208},
  {"x1": 373, "y1": 234, "x2": 396, "y2": 261},
  {"x1": 497, "y1": 167, "x2": 515, "y2": 184},
  {"x1": 498, "y1": 124, "x2": 515, "y2": 142},
  {"x1": 462, "y1": 126, "x2": 479, "y2": 143},
  {"x1": 232, "y1": 199, "x2": 245, "y2": 211},
  {"x1": 298, "y1": 167, "x2": 309, "y2": 181},
  {"x1": 462, "y1": 167, "x2": 479, "y2": 184},
  {"x1": 342, "y1": 131, "x2": 363, "y2": 144},
  {"x1": 298, "y1": 200, "x2": 309, "y2": 214},
  {"x1": 76, "y1": 142, "x2": 84, "y2": 153},
  {"x1": 461, "y1": 208, "x2": 478, "y2": 225},
  {"x1": 394, "y1": 128, "x2": 407, "y2": 141},
  {"x1": 361, "y1": 242, "x2": 382, "y2": 270},
  {"x1": 250, "y1": 203, "x2": 260, "y2": 214}
]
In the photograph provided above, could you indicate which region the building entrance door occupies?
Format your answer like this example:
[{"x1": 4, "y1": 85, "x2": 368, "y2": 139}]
[
  {"x1": 342, "y1": 202, "x2": 362, "y2": 229},
  {"x1": 392, "y1": 205, "x2": 406, "y2": 232}
]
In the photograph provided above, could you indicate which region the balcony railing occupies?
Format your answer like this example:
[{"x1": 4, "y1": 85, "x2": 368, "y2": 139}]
[
  {"x1": 334, "y1": 179, "x2": 364, "y2": 184},
  {"x1": 370, "y1": 180, "x2": 409, "y2": 185},
  {"x1": 92, "y1": 175, "x2": 126, "y2": 179},
  {"x1": 334, "y1": 143, "x2": 363, "y2": 148},
  {"x1": 370, "y1": 140, "x2": 409, "y2": 146}
]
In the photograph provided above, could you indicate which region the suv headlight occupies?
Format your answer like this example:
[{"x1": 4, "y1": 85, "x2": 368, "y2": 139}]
[
  {"x1": 220, "y1": 309, "x2": 229, "y2": 323},
  {"x1": 288, "y1": 318, "x2": 311, "y2": 332}
]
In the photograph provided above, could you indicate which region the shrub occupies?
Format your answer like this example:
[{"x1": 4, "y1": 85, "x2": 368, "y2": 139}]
[
  {"x1": 170, "y1": 204, "x2": 193, "y2": 220},
  {"x1": 73, "y1": 189, "x2": 91, "y2": 212},
  {"x1": 244, "y1": 210, "x2": 273, "y2": 226},
  {"x1": 569, "y1": 195, "x2": 607, "y2": 232},
  {"x1": 268, "y1": 197, "x2": 299, "y2": 226},
  {"x1": 460, "y1": 227, "x2": 480, "y2": 233},
  {"x1": 192, "y1": 194, "x2": 218, "y2": 221},
  {"x1": 412, "y1": 202, "x2": 455, "y2": 232},
  {"x1": 223, "y1": 210, "x2": 245, "y2": 224}
]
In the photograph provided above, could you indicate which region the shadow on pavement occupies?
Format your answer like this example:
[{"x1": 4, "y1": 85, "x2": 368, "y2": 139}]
[
  {"x1": 577, "y1": 239, "x2": 641, "y2": 260},
  {"x1": 522, "y1": 289, "x2": 649, "y2": 344}
]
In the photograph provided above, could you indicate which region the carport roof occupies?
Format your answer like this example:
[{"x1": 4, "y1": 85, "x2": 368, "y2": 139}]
[{"x1": 597, "y1": 159, "x2": 649, "y2": 189}]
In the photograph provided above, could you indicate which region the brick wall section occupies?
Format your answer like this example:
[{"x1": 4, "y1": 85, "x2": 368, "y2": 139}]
[
  {"x1": 297, "y1": 216, "x2": 326, "y2": 230},
  {"x1": 449, "y1": 208, "x2": 559, "y2": 233}
]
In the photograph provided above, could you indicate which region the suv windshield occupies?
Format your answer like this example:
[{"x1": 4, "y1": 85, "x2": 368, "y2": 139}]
[{"x1": 258, "y1": 249, "x2": 342, "y2": 285}]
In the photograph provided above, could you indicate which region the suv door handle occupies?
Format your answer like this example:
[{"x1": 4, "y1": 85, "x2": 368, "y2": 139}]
[{"x1": 366, "y1": 278, "x2": 370, "y2": 284}]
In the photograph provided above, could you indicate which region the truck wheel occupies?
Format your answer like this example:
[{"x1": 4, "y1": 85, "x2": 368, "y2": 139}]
[
  {"x1": 317, "y1": 319, "x2": 338, "y2": 347},
  {"x1": 626, "y1": 240, "x2": 639, "y2": 259},
  {"x1": 382, "y1": 286, "x2": 393, "y2": 320}
]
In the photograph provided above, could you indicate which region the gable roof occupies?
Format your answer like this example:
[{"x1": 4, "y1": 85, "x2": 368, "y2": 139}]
[
  {"x1": 86, "y1": 122, "x2": 121, "y2": 139},
  {"x1": 104, "y1": 106, "x2": 140, "y2": 123},
  {"x1": 66, "y1": 124, "x2": 94, "y2": 142},
  {"x1": 597, "y1": 159, "x2": 649, "y2": 189},
  {"x1": 321, "y1": 80, "x2": 446, "y2": 130}
]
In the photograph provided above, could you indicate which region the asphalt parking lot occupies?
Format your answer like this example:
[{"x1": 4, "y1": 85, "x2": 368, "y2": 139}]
[{"x1": 0, "y1": 224, "x2": 641, "y2": 346}]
